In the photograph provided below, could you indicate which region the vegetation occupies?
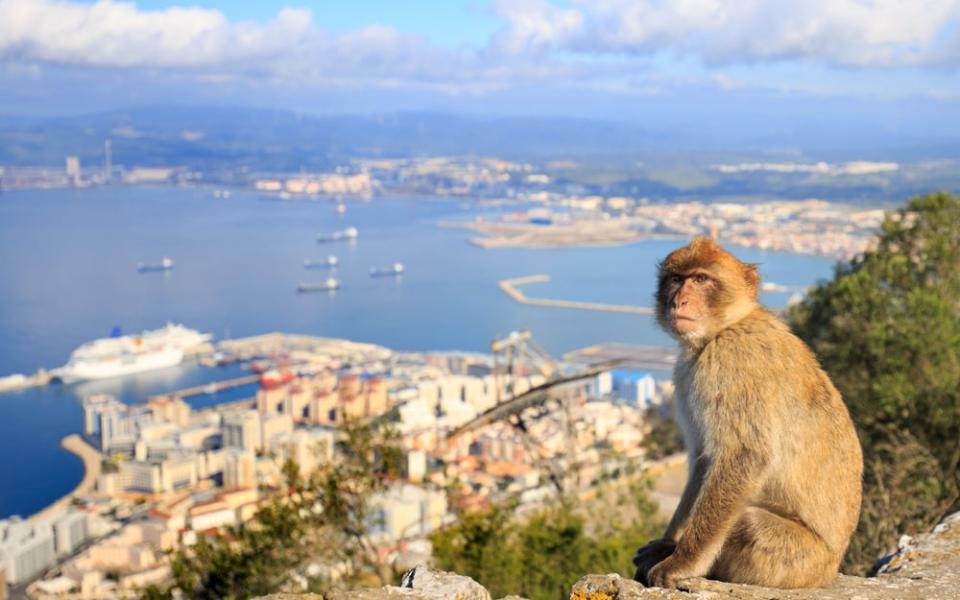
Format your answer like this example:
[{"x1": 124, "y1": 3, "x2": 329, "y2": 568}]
[
  {"x1": 430, "y1": 479, "x2": 662, "y2": 600},
  {"x1": 143, "y1": 420, "x2": 402, "y2": 600},
  {"x1": 788, "y1": 192, "x2": 960, "y2": 574},
  {"x1": 641, "y1": 404, "x2": 684, "y2": 461}
]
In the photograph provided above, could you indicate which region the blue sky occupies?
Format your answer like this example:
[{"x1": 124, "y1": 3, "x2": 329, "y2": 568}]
[{"x1": 1, "y1": 0, "x2": 960, "y2": 137}]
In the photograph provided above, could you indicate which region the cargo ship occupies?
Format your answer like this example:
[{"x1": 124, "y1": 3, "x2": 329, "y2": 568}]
[
  {"x1": 52, "y1": 323, "x2": 212, "y2": 383},
  {"x1": 297, "y1": 278, "x2": 340, "y2": 293},
  {"x1": 137, "y1": 257, "x2": 174, "y2": 272},
  {"x1": 304, "y1": 255, "x2": 338, "y2": 269},
  {"x1": 317, "y1": 227, "x2": 358, "y2": 243},
  {"x1": 370, "y1": 262, "x2": 404, "y2": 277}
]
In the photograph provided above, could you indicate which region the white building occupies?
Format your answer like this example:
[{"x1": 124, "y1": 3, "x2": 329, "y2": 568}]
[
  {"x1": 224, "y1": 448, "x2": 257, "y2": 489},
  {"x1": 369, "y1": 484, "x2": 447, "y2": 542},
  {"x1": 612, "y1": 371, "x2": 657, "y2": 407},
  {"x1": 0, "y1": 518, "x2": 56, "y2": 585},
  {"x1": 223, "y1": 410, "x2": 262, "y2": 453},
  {"x1": 52, "y1": 512, "x2": 88, "y2": 557}
]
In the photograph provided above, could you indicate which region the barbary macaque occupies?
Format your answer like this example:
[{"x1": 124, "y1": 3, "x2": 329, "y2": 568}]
[{"x1": 633, "y1": 236, "x2": 862, "y2": 589}]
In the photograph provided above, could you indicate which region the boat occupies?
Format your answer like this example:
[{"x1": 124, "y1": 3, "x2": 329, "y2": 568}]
[
  {"x1": 260, "y1": 369, "x2": 295, "y2": 389},
  {"x1": 137, "y1": 257, "x2": 174, "y2": 272},
  {"x1": 304, "y1": 255, "x2": 338, "y2": 269},
  {"x1": 370, "y1": 262, "x2": 404, "y2": 277},
  {"x1": 336, "y1": 203, "x2": 347, "y2": 214},
  {"x1": 51, "y1": 323, "x2": 213, "y2": 383},
  {"x1": 317, "y1": 227, "x2": 359, "y2": 243},
  {"x1": 297, "y1": 278, "x2": 340, "y2": 293}
]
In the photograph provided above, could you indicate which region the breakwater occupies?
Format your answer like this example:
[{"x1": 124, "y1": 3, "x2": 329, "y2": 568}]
[{"x1": 499, "y1": 275, "x2": 654, "y2": 315}]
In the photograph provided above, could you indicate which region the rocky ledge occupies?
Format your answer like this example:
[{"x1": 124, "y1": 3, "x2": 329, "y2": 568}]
[{"x1": 258, "y1": 511, "x2": 960, "y2": 600}]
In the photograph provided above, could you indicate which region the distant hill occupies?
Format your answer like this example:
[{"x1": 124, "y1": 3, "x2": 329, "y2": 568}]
[{"x1": 0, "y1": 106, "x2": 671, "y2": 170}]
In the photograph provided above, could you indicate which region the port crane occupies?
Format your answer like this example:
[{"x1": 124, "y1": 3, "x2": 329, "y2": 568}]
[{"x1": 449, "y1": 329, "x2": 628, "y2": 495}]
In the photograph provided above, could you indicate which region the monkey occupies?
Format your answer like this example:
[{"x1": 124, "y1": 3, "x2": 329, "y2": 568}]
[{"x1": 632, "y1": 236, "x2": 862, "y2": 589}]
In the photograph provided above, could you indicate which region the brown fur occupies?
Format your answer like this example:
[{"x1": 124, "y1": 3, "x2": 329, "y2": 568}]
[{"x1": 634, "y1": 236, "x2": 863, "y2": 589}]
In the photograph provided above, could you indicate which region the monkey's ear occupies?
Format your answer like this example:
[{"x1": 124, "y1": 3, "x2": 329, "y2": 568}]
[{"x1": 745, "y1": 264, "x2": 760, "y2": 297}]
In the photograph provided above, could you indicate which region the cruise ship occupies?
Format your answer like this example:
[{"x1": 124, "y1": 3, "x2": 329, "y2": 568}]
[{"x1": 52, "y1": 323, "x2": 213, "y2": 383}]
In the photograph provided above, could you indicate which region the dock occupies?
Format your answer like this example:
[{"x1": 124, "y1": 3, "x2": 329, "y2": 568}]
[
  {"x1": 499, "y1": 275, "x2": 654, "y2": 315},
  {"x1": 148, "y1": 374, "x2": 260, "y2": 402},
  {"x1": 562, "y1": 342, "x2": 677, "y2": 372}
]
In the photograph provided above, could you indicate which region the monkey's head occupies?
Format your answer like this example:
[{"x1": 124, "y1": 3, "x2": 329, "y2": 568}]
[{"x1": 656, "y1": 236, "x2": 760, "y2": 347}]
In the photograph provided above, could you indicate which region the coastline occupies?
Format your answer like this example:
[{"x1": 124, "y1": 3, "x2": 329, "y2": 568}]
[{"x1": 29, "y1": 434, "x2": 101, "y2": 524}]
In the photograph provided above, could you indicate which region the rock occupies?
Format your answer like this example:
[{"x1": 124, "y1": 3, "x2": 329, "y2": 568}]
[
  {"x1": 256, "y1": 512, "x2": 960, "y2": 600},
  {"x1": 569, "y1": 511, "x2": 960, "y2": 600},
  {"x1": 319, "y1": 564, "x2": 491, "y2": 600}
]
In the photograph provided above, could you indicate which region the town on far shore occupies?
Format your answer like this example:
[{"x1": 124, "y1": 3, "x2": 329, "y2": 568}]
[{"x1": 2, "y1": 149, "x2": 909, "y2": 261}]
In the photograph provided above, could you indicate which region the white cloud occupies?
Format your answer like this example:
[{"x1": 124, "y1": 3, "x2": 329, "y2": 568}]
[
  {"x1": 489, "y1": 0, "x2": 583, "y2": 54},
  {"x1": 497, "y1": 0, "x2": 960, "y2": 68},
  {"x1": 0, "y1": 1, "x2": 314, "y2": 67}
]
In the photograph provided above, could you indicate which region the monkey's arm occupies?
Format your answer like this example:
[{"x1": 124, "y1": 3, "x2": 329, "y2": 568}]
[
  {"x1": 662, "y1": 454, "x2": 709, "y2": 541},
  {"x1": 647, "y1": 445, "x2": 769, "y2": 588}
]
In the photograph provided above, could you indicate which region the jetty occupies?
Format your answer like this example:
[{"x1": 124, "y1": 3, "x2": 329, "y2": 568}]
[
  {"x1": 562, "y1": 342, "x2": 677, "y2": 372},
  {"x1": 499, "y1": 275, "x2": 654, "y2": 315},
  {"x1": 148, "y1": 374, "x2": 259, "y2": 402},
  {"x1": 30, "y1": 435, "x2": 101, "y2": 524}
]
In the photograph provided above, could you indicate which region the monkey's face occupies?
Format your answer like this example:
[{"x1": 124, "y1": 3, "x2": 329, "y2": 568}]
[
  {"x1": 655, "y1": 236, "x2": 760, "y2": 346},
  {"x1": 661, "y1": 270, "x2": 715, "y2": 340}
]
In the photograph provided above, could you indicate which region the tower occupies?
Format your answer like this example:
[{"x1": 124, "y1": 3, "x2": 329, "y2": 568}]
[{"x1": 104, "y1": 139, "x2": 112, "y2": 181}]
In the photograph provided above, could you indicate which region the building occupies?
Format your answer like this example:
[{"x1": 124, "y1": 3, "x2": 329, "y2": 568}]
[
  {"x1": 148, "y1": 396, "x2": 191, "y2": 427},
  {"x1": 261, "y1": 414, "x2": 294, "y2": 451},
  {"x1": 368, "y1": 484, "x2": 448, "y2": 542},
  {"x1": 272, "y1": 428, "x2": 335, "y2": 475},
  {"x1": 0, "y1": 518, "x2": 56, "y2": 585},
  {"x1": 612, "y1": 370, "x2": 657, "y2": 407},
  {"x1": 52, "y1": 511, "x2": 87, "y2": 556},
  {"x1": 222, "y1": 410, "x2": 262, "y2": 452},
  {"x1": 65, "y1": 155, "x2": 80, "y2": 185},
  {"x1": 82, "y1": 394, "x2": 123, "y2": 440},
  {"x1": 223, "y1": 448, "x2": 257, "y2": 489}
]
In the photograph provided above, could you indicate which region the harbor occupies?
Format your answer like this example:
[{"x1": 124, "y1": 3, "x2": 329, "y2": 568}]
[
  {"x1": 499, "y1": 274, "x2": 654, "y2": 315},
  {"x1": 28, "y1": 435, "x2": 101, "y2": 525}
]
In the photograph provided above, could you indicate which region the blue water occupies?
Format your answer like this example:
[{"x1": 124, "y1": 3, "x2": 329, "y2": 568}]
[{"x1": 0, "y1": 187, "x2": 836, "y2": 518}]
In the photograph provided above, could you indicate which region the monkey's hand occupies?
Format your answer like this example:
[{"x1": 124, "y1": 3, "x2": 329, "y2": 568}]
[
  {"x1": 632, "y1": 538, "x2": 676, "y2": 585},
  {"x1": 646, "y1": 554, "x2": 696, "y2": 589}
]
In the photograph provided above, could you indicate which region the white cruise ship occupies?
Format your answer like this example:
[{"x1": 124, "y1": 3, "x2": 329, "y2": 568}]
[{"x1": 53, "y1": 323, "x2": 213, "y2": 383}]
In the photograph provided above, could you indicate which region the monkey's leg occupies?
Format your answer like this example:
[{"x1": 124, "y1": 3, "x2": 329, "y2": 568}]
[{"x1": 709, "y1": 507, "x2": 838, "y2": 589}]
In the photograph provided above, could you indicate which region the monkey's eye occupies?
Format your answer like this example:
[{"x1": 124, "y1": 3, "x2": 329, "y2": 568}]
[
  {"x1": 669, "y1": 274, "x2": 684, "y2": 285},
  {"x1": 693, "y1": 273, "x2": 710, "y2": 284}
]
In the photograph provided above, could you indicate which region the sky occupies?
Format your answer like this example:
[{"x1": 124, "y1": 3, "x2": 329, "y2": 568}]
[{"x1": 1, "y1": 0, "x2": 960, "y2": 133}]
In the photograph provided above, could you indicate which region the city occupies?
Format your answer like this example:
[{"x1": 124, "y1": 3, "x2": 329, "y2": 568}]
[{"x1": 2, "y1": 332, "x2": 670, "y2": 599}]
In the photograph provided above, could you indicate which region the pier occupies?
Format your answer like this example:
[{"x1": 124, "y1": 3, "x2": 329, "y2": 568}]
[
  {"x1": 562, "y1": 342, "x2": 677, "y2": 372},
  {"x1": 148, "y1": 374, "x2": 260, "y2": 402},
  {"x1": 499, "y1": 275, "x2": 654, "y2": 315}
]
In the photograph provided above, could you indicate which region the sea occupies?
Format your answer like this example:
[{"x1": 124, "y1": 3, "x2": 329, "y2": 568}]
[{"x1": 0, "y1": 187, "x2": 836, "y2": 519}]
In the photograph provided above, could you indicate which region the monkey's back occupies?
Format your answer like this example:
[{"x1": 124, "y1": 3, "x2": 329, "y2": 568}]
[{"x1": 691, "y1": 308, "x2": 863, "y2": 558}]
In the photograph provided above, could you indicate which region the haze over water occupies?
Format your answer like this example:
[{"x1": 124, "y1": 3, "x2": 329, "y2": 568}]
[{"x1": 0, "y1": 187, "x2": 834, "y2": 518}]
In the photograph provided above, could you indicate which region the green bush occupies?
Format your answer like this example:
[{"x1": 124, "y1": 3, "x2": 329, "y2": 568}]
[
  {"x1": 431, "y1": 479, "x2": 661, "y2": 600},
  {"x1": 788, "y1": 192, "x2": 960, "y2": 574}
]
